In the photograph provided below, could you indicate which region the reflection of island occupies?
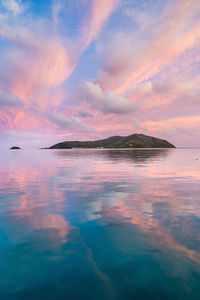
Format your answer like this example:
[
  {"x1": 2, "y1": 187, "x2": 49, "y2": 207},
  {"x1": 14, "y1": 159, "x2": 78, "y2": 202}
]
[
  {"x1": 97, "y1": 148, "x2": 171, "y2": 163},
  {"x1": 54, "y1": 148, "x2": 171, "y2": 164},
  {"x1": 48, "y1": 133, "x2": 175, "y2": 149}
]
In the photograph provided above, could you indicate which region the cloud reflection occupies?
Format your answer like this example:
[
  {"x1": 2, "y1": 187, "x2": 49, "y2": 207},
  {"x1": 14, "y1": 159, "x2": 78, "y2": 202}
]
[{"x1": 1, "y1": 148, "x2": 200, "y2": 297}]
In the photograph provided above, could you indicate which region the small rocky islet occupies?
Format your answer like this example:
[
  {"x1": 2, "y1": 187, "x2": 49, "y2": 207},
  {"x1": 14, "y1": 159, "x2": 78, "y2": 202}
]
[{"x1": 10, "y1": 146, "x2": 21, "y2": 150}]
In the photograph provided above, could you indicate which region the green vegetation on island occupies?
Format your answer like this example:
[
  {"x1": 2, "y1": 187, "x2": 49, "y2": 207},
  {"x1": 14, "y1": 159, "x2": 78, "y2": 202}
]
[{"x1": 49, "y1": 134, "x2": 175, "y2": 149}]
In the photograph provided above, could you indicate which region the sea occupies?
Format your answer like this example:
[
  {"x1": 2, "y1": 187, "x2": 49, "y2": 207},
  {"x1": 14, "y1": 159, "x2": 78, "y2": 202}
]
[{"x1": 0, "y1": 148, "x2": 200, "y2": 299}]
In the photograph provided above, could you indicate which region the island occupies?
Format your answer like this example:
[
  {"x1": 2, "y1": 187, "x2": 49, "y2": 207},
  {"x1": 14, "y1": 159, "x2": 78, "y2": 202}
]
[
  {"x1": 48, "y1": 134, "x2": 175, "y2": 149},
  {"x1": 10, "y1": 146, "x2": 21, "y2": 150}
]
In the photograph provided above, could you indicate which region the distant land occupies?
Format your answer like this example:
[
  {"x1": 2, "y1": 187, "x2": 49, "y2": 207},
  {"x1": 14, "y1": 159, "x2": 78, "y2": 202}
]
[
  {"x1": 48, "y1": 134, "x2": 175, "y2": 149},
  {"x1": 10, "y1": 146, "x2": 21, "y2": 150}
]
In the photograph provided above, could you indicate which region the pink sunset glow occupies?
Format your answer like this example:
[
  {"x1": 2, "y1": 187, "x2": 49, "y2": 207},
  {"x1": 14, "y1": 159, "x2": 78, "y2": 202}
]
[{"x1": 0, "y1": 0, "x2": 200, "y2": 148}]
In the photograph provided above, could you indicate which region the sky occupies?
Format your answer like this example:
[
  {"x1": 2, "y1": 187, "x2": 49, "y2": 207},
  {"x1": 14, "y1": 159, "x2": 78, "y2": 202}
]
[{"x1": 0, "y1": 0, "x2": 200, "y2": 148}]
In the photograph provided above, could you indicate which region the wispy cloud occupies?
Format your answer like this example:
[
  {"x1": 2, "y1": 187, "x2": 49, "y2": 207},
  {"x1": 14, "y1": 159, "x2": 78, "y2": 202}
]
[
  {"x1": 0, "y1": 0, "x2": 200, "y2": 147},
  {"x1": 80, "y1": 0, "x2": 119, "y2": 50},
  {"x1": 0, "y1": 0, "x2": 120, "y2": 141},
  {"x1": 2, "y1": 0, "x2": 25, "y2": 16}
]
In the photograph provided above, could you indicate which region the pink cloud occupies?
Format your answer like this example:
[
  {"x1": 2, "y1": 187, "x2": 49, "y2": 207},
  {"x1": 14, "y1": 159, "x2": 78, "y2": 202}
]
[
  {"x1": 0, "y1": 0, "x2": 120, "y2": 141},
  {"x1": 80, "y1": 0, "x2": 119, "y2": 50},
  {"x1": 1, "y1": 0, "x2": 200, "y2": 147},
  {"x1": 113, "y1": 0, "x2": 200, "y2": 94}
]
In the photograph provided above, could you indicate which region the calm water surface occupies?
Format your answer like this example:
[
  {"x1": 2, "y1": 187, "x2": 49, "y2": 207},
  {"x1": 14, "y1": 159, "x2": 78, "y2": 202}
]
[{"x1": 0, "y1": 148, "x2": 200, "y2": 299}]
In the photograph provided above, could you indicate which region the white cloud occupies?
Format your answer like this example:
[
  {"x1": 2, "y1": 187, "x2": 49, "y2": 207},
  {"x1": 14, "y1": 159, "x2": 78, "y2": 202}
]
[
  {"x1": 2, "y1": 0, "x2": 25, "y2": 16},
  {"x1": 79, "y1": 81, "x2": 137, "y2": 114},
  {"x1": 47, "y1": 112, "x2": 94, "y2": 132},
  {"x1": 52, "y1": 0, "x2": 63, "y2": 30}
]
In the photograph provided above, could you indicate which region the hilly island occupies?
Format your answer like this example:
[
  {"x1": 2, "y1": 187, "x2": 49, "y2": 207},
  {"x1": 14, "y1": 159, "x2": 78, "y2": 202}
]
[{"x1": 49, "y1": 134, "x2": 175, "y2": 149}]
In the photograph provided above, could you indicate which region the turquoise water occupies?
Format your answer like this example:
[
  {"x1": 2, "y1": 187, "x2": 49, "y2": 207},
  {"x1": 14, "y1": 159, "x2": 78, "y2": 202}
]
[{"x1": 0, "y1": 148, "x2": 200, "y2": 299}]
